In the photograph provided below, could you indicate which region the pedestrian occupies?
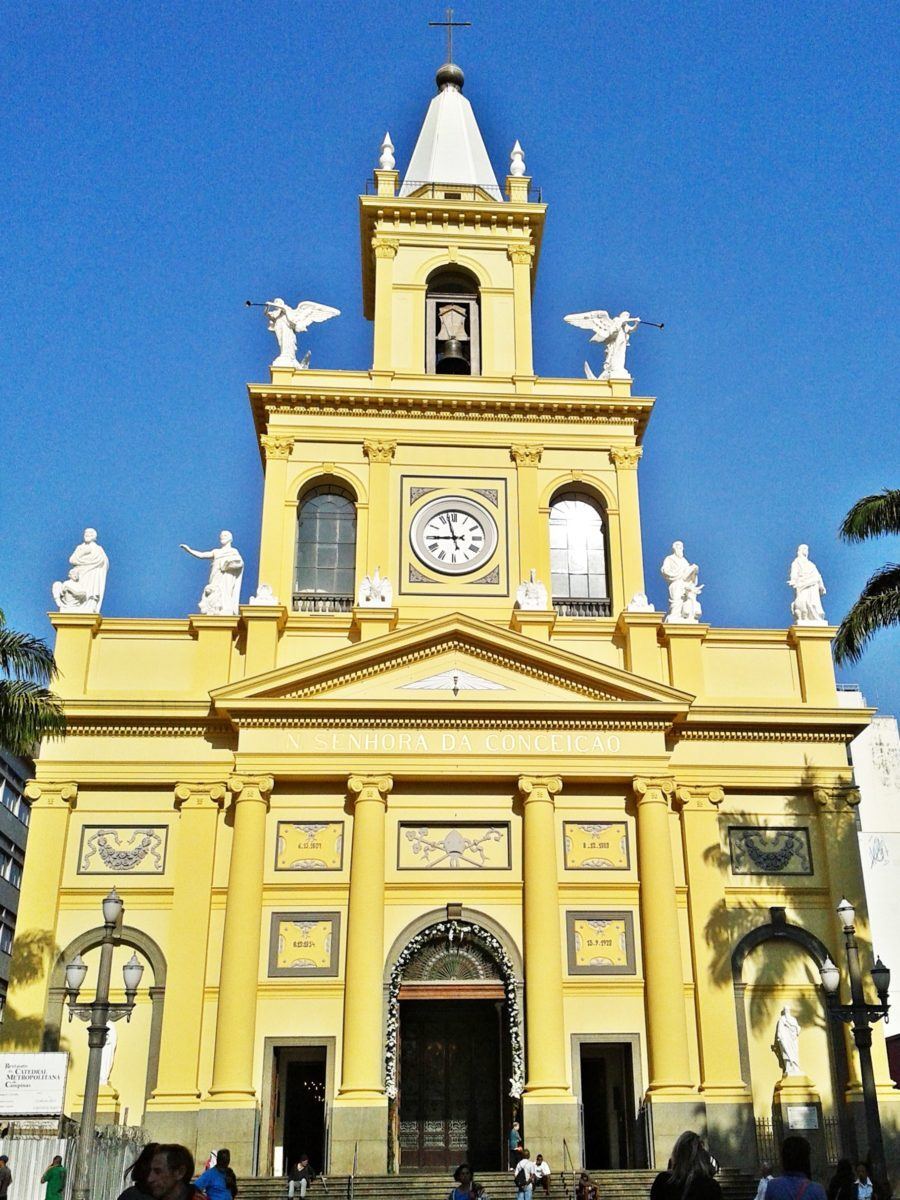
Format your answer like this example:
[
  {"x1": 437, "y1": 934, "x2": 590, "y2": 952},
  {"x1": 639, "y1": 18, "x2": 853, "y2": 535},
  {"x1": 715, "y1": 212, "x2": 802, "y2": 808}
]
[
  {"x1": 41, "y1": 1156, "x2": 66, "y2": 1200},
  {"x1": 146, "y1": 1146, "x2": 202, "y2": 1200},
  {"x1": 854, "y1": 1165, "x2": 873, "y2": 1200},
  {"x1": 756, "y1": 1163, "x2": 775, "y2": 1200},
  {"x1": 474, "y1": 1184, "x2": 489, "y2": 1200},
  {"x1": 0, "y1": 1154, "x2": 11, "y2": 1200},
  {"x1": 194, "y1": 1149, "x2": 235, "y2": 1200},
  {"x1": 515, "y1": 1149, "x2": 535, "y2": 1200},
  {"x1": 764, "y1": 1137, "x2": 827, "y2": 1200},
  {"x1": 650, "y1": 1132, "x2": 722, "y2": 1200},
  {"x1": 533, "y1": 1155, "x2": 551, "y2": 1196},
  {"x1": 118, "y1": 1143, "x2": 160, "y2": 1200},
  {"x1": 827, "y1": 1161, "x2": 856, "y2": 1200},
  {"x1": 288, "y1": 1156, "x2": 314, "y2": 1200},
  {"x1": 576, "y1": 1174, "x2": 597, "y2": 1200},
  {"x1": 449, "y1": 1163, "x2": 475, "y2": 1200},
  {"x1": 508, "y1": 1122, "x2": 523, "y2": 1171}
]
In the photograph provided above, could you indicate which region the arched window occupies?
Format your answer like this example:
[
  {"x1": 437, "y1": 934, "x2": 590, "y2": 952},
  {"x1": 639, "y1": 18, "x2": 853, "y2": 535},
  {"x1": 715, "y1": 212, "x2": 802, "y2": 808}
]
[
  {"x1": 425, "y1": 267, "x2": 481, "y2": 376},
  {"x1": 549, "y1": 491, "x2": 610, "y2": 616},
  {"x1": 294, "y1": 484, "x2": 357, "y2": 612}
]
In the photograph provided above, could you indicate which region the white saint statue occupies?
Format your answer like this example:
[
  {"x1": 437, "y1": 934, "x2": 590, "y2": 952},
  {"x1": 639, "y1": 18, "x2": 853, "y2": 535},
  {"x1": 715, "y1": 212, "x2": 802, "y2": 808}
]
[
  {"x1": 564, "y1": 309, "x2": 643, "y2": 380},
  {"x1": 515, "y1": 569, "x2": 549, "y2": 610},
  {"x1": 661, "y1": 541, "x2": 704, "y2": 623},
  {"x1": 263, "y1": 298, "x2": 340, "y2": 368},
  {"x1": 357, "y1": 568, "x2": 393, "y2": 608},
  {"x1": 789, "y1": 544, "x2": 827, "y2": 625},
  {"x1": 626, "y1": 592, "x2": 655, "y2": 613},
  {"x1": 99, "y1": 1018, "x2": 118, "y2": 1087},
  {"x1": 180, "y1": 531, "x2": 244, "y2": 616},
  {"x1": 774, "y1": 1004, "x2": 802, "y2": 1076},
  {"x1": 51, "y1": 528, "x2": 109, "y2": 613}
]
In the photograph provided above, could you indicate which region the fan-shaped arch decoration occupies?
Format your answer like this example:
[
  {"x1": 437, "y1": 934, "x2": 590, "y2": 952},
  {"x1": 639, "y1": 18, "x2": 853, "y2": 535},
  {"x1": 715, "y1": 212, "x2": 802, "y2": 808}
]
[{"x1": 384, "y1": 920, "x2": 523, "y2": 1100}]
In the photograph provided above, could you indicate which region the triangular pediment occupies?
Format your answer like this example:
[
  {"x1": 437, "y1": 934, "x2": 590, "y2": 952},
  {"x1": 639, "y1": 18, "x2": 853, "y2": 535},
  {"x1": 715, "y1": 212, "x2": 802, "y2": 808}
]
[{"x1": 213, "y1": 613, "x2": 691, "y2": 719}]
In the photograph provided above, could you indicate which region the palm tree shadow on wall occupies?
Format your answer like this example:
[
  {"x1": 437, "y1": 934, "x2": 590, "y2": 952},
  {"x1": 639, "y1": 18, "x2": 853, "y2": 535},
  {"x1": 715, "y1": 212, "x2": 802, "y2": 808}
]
[{"x1": 3, "y1": 929, "x2": 62, "y2": 1050}]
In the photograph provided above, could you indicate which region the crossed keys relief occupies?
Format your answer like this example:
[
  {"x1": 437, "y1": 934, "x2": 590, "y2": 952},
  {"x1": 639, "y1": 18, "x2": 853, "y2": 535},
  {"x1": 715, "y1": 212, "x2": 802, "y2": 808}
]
[{"x1": 403, "y1": 825, "x2": 507, "y2": 869}]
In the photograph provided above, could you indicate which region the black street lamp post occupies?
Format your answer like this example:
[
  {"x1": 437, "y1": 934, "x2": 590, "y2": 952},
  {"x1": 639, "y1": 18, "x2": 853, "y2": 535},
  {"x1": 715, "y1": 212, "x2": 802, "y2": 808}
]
[
  {"x1": 819, "y1": 897, "x2": 891, "y2": 1197},
  {"x1": 64, "y1": 888, "x2": 145, "y2": 1200}
]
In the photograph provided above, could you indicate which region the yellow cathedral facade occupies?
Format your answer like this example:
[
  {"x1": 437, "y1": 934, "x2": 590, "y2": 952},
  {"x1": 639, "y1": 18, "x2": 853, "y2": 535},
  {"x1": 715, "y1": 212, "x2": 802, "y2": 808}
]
[{"x1": 5, "y1": 59, "x2": 899, "y2": 1181}]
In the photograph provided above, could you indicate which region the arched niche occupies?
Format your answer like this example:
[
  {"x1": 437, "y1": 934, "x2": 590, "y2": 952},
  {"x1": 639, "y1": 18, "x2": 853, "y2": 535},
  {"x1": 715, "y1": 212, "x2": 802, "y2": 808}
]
[{"x1": 46, "y1": 924, "x2": 167, "y2": 1111}]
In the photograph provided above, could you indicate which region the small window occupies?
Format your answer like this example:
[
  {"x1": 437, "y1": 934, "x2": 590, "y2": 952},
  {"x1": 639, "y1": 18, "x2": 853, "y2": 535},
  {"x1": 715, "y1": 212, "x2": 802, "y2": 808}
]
[
  {"x1": 549, "y1": 491, "x2": 611, "y2": 617},
  {"x1": 294, "y1": 485, "x2": 357, "y2": 613},
  {"x1": 425, "y1": 267, "x2": 481, "y2": 376}
]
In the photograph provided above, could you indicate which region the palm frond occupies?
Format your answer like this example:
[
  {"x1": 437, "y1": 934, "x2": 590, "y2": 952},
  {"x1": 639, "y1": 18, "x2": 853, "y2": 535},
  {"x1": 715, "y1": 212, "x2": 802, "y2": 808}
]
[
  {"x1": 839, "y1": 489, "x2": 900, "y2": 543},
  {"x1": 0, "y1": 624, "x2": 58, "y2": 684},
  {"x1": 833, "y1": 563, "x2": 900, "y2": 664},
  {"x1": 0, "y1": 680, "x2": 66, "y2": 756}
]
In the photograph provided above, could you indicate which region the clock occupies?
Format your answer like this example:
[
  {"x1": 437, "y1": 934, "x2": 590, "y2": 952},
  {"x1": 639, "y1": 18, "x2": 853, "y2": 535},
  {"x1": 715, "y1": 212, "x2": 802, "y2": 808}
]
[{"x1": 410, "y1": 495, "x2": 499, "y2": 576}]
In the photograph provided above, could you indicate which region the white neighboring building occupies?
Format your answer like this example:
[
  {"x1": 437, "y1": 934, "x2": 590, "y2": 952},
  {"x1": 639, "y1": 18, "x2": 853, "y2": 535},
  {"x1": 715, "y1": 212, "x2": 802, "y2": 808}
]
[{"x1": 844, "y1": 692, "x2": 900, "y2": 1082}]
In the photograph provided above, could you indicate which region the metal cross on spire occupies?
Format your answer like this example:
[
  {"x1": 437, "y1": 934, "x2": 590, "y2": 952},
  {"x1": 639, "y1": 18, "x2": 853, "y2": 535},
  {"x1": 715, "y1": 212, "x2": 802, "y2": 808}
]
[{"x1": 429, "y1": 7, "x2": 471, "y2": 64}]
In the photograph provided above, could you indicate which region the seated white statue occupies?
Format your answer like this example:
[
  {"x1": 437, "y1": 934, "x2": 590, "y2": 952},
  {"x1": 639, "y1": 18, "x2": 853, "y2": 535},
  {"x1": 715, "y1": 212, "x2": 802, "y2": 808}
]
[
  {"x1": 661, "y1": 541, "x2": 703, "y2": 624},
  {"x1": 515, "y1": 569, "x2": 549, "y2": 610},
  {"x1": 789, "y1": 545, "x2": 827, "y2": 625},
  {"x1": 180, "y1": 531, "x2": 244, "y2": 616},
  {"x1": 52, "y1": 528, "x2": 109, "y2": 613}
]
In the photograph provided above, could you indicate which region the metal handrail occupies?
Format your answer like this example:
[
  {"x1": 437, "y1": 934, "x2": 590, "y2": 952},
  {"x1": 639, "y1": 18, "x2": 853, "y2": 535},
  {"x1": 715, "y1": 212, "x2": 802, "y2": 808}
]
[
  {"x1": 562, "y1": 1138, "x2": 577, "y2": 1200},
  {"x1": 347, "y1": 1141, "x2": 358, "y2": 1200}
]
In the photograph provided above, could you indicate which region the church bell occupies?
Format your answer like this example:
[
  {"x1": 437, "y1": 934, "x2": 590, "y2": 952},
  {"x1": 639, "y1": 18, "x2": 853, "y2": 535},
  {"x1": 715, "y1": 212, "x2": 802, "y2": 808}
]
[{"x1": 436, "y1": 302, "x2": 471, "y2": 375}]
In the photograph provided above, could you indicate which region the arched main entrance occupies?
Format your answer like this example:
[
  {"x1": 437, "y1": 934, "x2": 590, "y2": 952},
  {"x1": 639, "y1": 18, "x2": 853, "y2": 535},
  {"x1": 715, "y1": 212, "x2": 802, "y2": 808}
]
[{"x1": 386, "y1": 919, "x2": 523, "y2": 1173}]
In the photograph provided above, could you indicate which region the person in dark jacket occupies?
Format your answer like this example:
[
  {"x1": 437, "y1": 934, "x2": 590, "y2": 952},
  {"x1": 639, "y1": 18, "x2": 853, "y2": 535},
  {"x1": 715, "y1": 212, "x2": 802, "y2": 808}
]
[
  {"x1": 765, "y1": 1137, "x2": 827, "y2": 1200},
  {"x1": 650, "y1": 1132, "x2": 722, "y2": 1200},
  {"x1": 828, "y1": 1161, "x2": 856, "y2": 1200},
  {"x1": 118, "y1": 1143, "x2": 160, "y2": 1200}
]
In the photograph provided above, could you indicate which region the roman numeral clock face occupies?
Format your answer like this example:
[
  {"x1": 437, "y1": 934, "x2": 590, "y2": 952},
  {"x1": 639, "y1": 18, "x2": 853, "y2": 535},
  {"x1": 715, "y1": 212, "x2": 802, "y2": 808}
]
[{"x1": 410, "y1": 496, "x2": 499, "y2": 576}]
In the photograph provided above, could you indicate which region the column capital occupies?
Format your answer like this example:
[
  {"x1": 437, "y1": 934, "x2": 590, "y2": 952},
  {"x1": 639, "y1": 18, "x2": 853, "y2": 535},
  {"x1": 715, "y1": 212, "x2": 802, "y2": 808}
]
[
  {"x1": 507, "y1": 244, "x2": 535, "y2": 266},
  {"x1": 517, "y1": 775, "x2": 563, "y2": 803},
  {"x1": 23, "y1": 780, "x2": 77, "y2": 809},
  {"x1": 632, "y1": 777, "x2": 676, "y2": 807},
  {"x1": 363, "y1": 439, "x2": 396, "y2": 463},
  {"x1": 813, "y1": 783, "x2": 860, "y2": 810},
  {"x1": 609, "y1": 447, "x2": 643, "y2": 470},
  {"x1": 510, "y1": 443, "x2": 543, "y2": 467},
  {"x1": 174, "y1": 781, "x2": 227, "y2": 810},
  {"x1": 260, "y1": 435, "x2": 294, "y2": 461},
  {"x1": 675, "y1": 784, "x2": 725, "y2": 810},
  {"x1": 348, "y1": 774, "x2": 393, "y2": 807},
  {"x1": 228, "y1": 775, "x2": 274, "y2": 806},
  {"x1": 371, "y1": 237, "x2": 398, "y2": 260}
]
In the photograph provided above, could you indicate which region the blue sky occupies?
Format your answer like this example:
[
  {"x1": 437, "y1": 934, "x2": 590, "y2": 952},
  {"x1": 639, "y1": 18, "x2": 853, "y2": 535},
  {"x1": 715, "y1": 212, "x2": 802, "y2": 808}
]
[{"x1": 2, "y1": 2, "x2": 898, "y2": 713}]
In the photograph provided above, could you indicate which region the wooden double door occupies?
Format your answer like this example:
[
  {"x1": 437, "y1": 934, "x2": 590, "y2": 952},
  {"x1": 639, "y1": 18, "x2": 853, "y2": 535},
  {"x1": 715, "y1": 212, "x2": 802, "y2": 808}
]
[{"x1": 398, "y1": 998, "x2": 505, "y2": 1171}]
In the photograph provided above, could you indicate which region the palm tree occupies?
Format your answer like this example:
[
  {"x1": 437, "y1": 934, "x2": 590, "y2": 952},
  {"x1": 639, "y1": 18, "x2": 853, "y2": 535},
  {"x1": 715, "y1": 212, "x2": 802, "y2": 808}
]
[
  {"x1": 833, "y1": 488, "x2": 900, "y2": 665},
  {"x1": 0, "y1": 608, "x2": 65, "y2": 755}
]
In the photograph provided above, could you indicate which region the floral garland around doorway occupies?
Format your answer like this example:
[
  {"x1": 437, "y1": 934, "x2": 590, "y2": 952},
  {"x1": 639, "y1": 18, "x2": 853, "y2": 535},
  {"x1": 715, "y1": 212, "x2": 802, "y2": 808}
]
[{"x1": 384, "y1": 920, "x2": 524, "y2": 1099}]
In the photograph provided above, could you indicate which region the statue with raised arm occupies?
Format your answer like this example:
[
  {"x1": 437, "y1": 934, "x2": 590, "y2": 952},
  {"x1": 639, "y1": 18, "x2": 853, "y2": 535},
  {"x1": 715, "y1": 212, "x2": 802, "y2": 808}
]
[
  {"x1": 180, "y1": 531, "x2": 244, "y2": 615},
  {"x1": 564, "y1": 309, "x2": 643, "y2": 380},
  {"x1": 661, "y1": 540, "x2": 703, "y2": 623},
  {"x1": 357, "y1": 567, "x2": 393, "y2": 608},
  {"x1": 51, "y1": 528, "x2": 109, "y2": 613},
  {"x1": 774, "y1": 1003, "x2": 802, "y2": 1076},
  {"x1": 262, "y1": 298, "x2": 340, "y2": 368},
  {"x1": 789, "y1": 544, "x2": 827, "y2": 625}
]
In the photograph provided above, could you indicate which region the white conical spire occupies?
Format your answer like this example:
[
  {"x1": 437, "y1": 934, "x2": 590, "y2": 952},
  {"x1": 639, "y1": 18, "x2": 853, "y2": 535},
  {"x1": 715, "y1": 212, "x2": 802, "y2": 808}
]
[
  {"x1": 400, "y1": 64, "x2": 500, "y2": 198},
  {"x1": 509, "y1": 140, "x2": 525, "y2": 177},
  {"x1": 379, "y1": 132, "x2": 395, "y2": 171}
]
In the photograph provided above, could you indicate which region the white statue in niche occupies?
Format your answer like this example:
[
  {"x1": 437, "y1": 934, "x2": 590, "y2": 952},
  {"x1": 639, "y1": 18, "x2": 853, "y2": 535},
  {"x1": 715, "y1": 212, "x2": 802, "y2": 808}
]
[
  {"x1": 51, "y1": 528, "x2": 109, "y2": 613},
  {"x1": 262, "y1": 298, "x2": 340, "y2": 368},
  {"x1": 774, "y1": 1003, "x2": 802, "y2": 1076},
  {"x1": 515, "y1": 569, "x2": 548, "y2": 610},
  {"x1": 180, "y1": 531, "x2": 244, "y2": 616},
  {"x1": 661, "y1": 541, "x2": 704, "y2": 623},
  {"x1": 98, "y1": 1018, "x2": 118, "y2": 1087},
  {"x1": 564, "y1": 309, "x2": 643, "y2": 380},
  {"x1": 789, "y1": 544, "x2": 827, "y2": 625},
  {"x1": 357, "y1": 568, "x2": 393, "y2": 608}
]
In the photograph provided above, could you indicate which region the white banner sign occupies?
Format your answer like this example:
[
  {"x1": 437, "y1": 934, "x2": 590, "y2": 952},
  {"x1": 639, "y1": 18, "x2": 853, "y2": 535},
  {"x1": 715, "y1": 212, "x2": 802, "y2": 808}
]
[{"x1": 0, "y1": 1053, "x2": 68, "y2": 1115}]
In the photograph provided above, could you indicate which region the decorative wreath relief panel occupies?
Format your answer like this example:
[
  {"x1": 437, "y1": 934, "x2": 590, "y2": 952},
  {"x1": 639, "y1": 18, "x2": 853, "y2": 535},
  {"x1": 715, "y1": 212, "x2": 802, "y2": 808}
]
[
  {"x1": 385, "y1": 921, "x2": 524, "y2": 1099},
  {"x1": 398, "y1": 823, "x2": 511, "y2": 870},
  {"x1": 566, "y1": 911, "x2": 636, "y2": 975},
  {"x1": 268, "y1": 912, "x2": 341, "y2": 977},
  {"x1": 78, "y1": 826, "x2": 167, "y2": 875},
  {"x1": 729, "y1": 827, "x2": 813, "y2": 876},
  {"x1": 563, "y1": 821, "x2": 630, "y2": 870},
  {"x1": 275, "y1": 821, "x2": 344, "y2": 870}
]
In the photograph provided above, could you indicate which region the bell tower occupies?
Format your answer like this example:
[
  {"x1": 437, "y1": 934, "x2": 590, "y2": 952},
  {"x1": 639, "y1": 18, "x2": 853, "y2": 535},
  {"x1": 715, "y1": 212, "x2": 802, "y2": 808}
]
[{"x1": 359, "y1": 61, "x2": 546, "y2": 384}]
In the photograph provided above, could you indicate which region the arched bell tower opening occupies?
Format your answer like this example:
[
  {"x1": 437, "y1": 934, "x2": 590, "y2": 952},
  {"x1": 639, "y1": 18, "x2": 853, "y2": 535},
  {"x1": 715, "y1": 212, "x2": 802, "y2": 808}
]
[
  {"x1": 386, "y1": 919, "x2": 523, "y2": 1173},
  {"x1": 425, "y1": 267, "x2": 481, "y2": 376}
]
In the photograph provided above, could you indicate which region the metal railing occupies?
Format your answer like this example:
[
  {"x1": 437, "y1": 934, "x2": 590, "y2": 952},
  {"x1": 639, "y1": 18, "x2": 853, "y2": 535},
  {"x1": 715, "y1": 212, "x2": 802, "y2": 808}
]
[
  {"x1": 365, "y1": 179, "x2": 543, "y2": 203},
  {"x1": 293, "y1": 593, "x2": 354, "y2": 614},
  {"x1": 562, "y1": 1137, "x2": 578, "y2": 1200},
  {"x1": 346, "y1": 1140, "x2": 358, "y2": 1200},
  {"x1": 824, "y1": 1115, "x2": 844, "y2": 1164},
  {"x1": 553, "y1": 598, "x2": 612, "y2": 618}
]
